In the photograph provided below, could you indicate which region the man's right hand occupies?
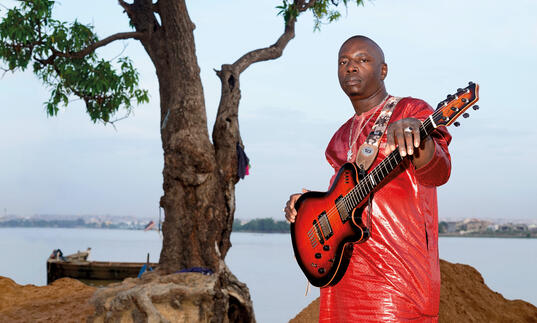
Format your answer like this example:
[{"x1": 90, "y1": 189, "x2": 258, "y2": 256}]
[{"x1": 284, "y1": 189, "x2": 308, "y2": 223}]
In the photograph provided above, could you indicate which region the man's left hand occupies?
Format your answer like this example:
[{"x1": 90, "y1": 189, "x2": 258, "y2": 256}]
[{"x1": 385, "y1": 118, "x2": 434, "y2": 169}]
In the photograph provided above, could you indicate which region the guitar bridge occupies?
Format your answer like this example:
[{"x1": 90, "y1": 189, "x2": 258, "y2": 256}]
[
  {"x1": 307, "y1": 228, "x2": 318, "y2": 248},
  {"x1": 313, "y1": 219, "x2": 324, "y2": 245}
]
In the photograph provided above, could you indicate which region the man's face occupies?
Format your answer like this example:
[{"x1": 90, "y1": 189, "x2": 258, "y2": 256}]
[{"x1": 338, "y1": 38, "x2": 386, "y2": 99}]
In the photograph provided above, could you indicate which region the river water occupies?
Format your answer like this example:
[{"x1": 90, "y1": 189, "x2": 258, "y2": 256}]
[{"x1": 0, "y1": 228, "x2": 535, "y2": 322}]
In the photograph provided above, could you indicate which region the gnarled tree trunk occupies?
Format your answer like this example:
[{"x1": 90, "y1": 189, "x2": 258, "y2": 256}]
[
  {"x1": 123, "y1": 0, "x2": 301, "y2": 275},
  {"x1": 95, "y1": 0, "x2": 310, "y2": 321},
  {"x1": 126, "y1": 0, "x2": 230, "y2": 273}
]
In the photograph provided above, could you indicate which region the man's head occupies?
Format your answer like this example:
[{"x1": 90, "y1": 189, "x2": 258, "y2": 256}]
[{"x1": 338, "y1": 36, "x2": 387, "y2": 100}]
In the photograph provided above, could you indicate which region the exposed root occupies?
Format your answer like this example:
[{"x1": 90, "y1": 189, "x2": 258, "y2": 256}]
[{"x1": 88, "y1": 262, "x2": 254, "y2": 323}]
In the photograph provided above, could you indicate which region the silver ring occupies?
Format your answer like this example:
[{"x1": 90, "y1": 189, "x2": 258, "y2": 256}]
[{"x1": 403, "y1": 127, "x2": 413, "y2": 133}]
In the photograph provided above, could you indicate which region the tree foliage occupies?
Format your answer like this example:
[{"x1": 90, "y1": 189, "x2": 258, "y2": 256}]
[
  {"x1": 0, "y1": 0, "x2": 148, "y2": 123},
  {"x1": 0, "y1": 0, "x2": 367, "y2": 123},
  {"x1": 233, "y1": 218, "x2": 290, "y2": 233},
  {"x1": 278, "y1": 0, "x2": 364, "y2": 30},
  {"x1": 0, "y1": 0, "x2": 369, "y2": 274}
]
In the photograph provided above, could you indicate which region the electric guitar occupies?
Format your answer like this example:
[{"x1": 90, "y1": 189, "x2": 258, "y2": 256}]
[{"x1": 291, "y1": 82, "x2": 480, "y2": 287}]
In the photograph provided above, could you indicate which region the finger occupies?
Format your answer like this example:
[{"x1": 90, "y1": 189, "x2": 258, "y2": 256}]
[
  {"x1": 404, "y1": 126, "x2": 414, "y2": 155},
  {"x1": 413, "y1": 125, "x2": 421, "y2": 148},
  {"x1": 286, "y1": 199, "x2": 298, "y2": 215},
  {"x1": 394, "y1": 126, "x2": 406, "y2": 157},
  {"x1": 286, "y1": 210, "x2": 296, "y2": 223},
  {"x1": 284, "y1": 206, "x2": 295, "y2": 222},
  {"x1": 385, "y1": 126, "x2": 395, "y2": 154},
  {"x1": 301, "y1": 188, "x2": 309, "y2": 193}
]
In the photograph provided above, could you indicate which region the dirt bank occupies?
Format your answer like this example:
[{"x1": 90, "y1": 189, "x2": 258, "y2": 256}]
[
  {"x1": 0, "y1": 276, "x2": 96, "y2": 323},
  {"x1": 1, "y1": 259, "x2": 536, "y2": 322},
  {"x1": 290, "y1": 259, "x2": 537, "y2": 322}
]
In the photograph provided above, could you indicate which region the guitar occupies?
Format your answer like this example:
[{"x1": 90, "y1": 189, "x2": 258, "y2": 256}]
[{"x1": 291, "y1": 82, "x2": 480, "y2": 287}]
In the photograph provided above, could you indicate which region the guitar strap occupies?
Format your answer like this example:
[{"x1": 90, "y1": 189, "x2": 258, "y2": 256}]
[{"x1": 355, "y1": 96, "x2": 402, "y2": 171}]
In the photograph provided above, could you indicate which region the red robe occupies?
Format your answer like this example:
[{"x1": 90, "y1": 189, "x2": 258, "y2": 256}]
[{"x1": 320, "y1": 97, "x2": 451, "y2": 322}]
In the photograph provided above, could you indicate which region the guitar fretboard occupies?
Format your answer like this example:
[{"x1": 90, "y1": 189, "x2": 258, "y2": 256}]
[{"x1": 338, "y1": 109, "x2": 441, "y2": 220}]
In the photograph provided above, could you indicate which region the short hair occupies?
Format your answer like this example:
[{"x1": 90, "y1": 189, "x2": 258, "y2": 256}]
[{"x1": 340, "y1": 35, "x2": 385, "y2": 63}]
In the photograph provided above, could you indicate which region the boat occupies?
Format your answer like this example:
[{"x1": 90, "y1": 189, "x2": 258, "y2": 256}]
[{"x1": 46, "y1": 248, "x2": 158, "y2": 286}]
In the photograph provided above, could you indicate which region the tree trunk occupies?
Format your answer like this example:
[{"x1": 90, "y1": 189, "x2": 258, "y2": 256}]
[
  {"x1": 98, "y1": 2, "x2": 256, "y2": 321},
  {"x1": 122, "y1": 0, "x2": 300, "y2": 275},
  {"x1": 127, "y1": 0, "x2": 233, "y2": 273},
  {"x1": 102, "y1": 0, "x2": 302, "y2": 321}
]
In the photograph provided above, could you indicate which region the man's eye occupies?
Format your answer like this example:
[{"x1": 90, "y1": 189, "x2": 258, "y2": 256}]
[
  {"x1": 360, "y1": 58, "x2": 368, "y2": 63},
  {"x1": 339, "y1": 60, "x2": 347, "y2": 65}
]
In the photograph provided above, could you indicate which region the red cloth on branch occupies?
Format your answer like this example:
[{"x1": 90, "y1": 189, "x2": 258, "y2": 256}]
[{"x1": 320, "y1": 97, "x2": 451, "y2": 322}]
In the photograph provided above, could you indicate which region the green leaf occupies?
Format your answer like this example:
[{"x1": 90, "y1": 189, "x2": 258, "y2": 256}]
[{"x1": 0, "y1": 0, "x2": 148, "y2": 123}]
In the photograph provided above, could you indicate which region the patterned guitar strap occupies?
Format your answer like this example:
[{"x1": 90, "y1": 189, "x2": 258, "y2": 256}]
[{"x1": 355, "y1": 96, "x2": 402, "y2": 230}]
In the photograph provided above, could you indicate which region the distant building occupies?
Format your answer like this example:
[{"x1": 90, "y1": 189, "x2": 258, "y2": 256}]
[{"x1": 456, "y1": 218, "x2": 491, "y2": 233}]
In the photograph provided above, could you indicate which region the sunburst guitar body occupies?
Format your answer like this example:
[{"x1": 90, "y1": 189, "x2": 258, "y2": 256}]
[{"x1": 291, "y1": 83, "x2": 480, "y2": 287}]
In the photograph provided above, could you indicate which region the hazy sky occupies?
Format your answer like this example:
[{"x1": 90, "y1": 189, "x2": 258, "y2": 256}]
[{"x1": 1, "y1": 0, "x2": 536, "y2": 221}]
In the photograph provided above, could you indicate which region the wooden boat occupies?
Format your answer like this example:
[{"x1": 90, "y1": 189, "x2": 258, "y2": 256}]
[{"x1": 47, "y1": 248, "x2": 158, "y2": 286}]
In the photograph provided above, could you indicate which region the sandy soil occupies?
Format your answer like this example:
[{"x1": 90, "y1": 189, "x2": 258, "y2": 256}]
[
  {"x1": 1, "y1": 259, "x2": 536, "y2": 322},
  {"x1": 290, "y1": 259, "x2": 537, "y2": 323},
  {"x1": 0, "y1": 276, "x2": 96, "y2": 323}
]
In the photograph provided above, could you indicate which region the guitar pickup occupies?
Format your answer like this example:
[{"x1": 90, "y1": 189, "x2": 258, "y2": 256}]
[
  {"x1": 335, "y1": 195, "x2": 349, "y2": 223},
  {"x1": 318, "y1": 212, "x2": 333, "y2": 240}
]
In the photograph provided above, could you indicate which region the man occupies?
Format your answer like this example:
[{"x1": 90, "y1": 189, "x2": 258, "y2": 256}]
[{"x1": 284, "y1": 36, "x2": 451, "y2": 322}]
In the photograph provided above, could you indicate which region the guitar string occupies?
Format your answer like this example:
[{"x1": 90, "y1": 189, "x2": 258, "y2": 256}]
[
  {"x1": 302, "y1": 93, "x2": 477, "y2": 275},
  {"x1": 323, "y1": 115, "x2": 431, "y2": 224},
  {"x1": 310, "y1": 99, "x2": 471, "y2": 244},
  {"x1": 315, "y1": 118, "x2": 423, "y2": 230},
  {"x1": 309, "y1": 148, "x2": 404, "y2": 242},
  {"x1": 306, "y1": 115, "x2": 436, "y2": 243}
]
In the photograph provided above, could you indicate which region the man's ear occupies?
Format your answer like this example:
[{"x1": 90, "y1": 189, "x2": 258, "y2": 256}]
[{"x1": 381, "y1": 63, "x2": 388, "y2": 80}]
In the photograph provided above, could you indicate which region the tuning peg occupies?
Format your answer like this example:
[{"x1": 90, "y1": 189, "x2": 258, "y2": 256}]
[
  {"x1": 454, "y1": 122, "x2": 461, "y2": 127},
  {"x1": 447, "y1": 94, "x2": 455, "y2": 101},
  {"x1": 468, "y1": 81, "x2": 475, "y2": 86},
  {"x1": 463, "y1": 113, "x2": 469, "y2": 118},
  {"x1": 457, "y1": 88, "x2": 463, "y2": 93},
  {"x1": 472, "y1": 105, "x2": 479, "y2": 110},
  {"x1": 437, "y1": 102, "x2": 444, "y2": 109}
]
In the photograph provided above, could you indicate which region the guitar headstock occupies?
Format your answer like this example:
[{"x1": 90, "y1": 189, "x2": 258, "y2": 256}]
[{"x1": 433, "y1": 82, "x2": 479, "y2": 127}]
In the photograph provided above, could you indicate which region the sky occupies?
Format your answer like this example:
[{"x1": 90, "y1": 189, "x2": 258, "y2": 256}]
[{"x1": 0, "y1": 0, "x2": 536, "y2": 221}]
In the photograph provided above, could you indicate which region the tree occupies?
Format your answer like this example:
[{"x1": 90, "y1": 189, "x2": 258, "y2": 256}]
[{"x1": 1, "y1": 0, "x2": 364, "y2": 319}]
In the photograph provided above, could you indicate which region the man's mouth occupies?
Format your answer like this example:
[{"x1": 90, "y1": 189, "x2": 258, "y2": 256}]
[{"x1": 345, "y1": 78, "x2": 361, "y2": 86}]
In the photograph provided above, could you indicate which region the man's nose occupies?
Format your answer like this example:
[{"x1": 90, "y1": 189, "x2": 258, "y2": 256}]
[{"x1": 346, "y1": 62, "x2": 358, "y2": 73}]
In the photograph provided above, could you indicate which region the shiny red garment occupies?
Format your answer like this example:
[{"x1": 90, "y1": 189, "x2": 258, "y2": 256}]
[{"x1": 320, "y1": 97, "x2": 451, "y2": 322}]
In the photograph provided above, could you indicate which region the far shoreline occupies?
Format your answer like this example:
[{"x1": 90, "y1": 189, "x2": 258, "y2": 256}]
[{"x1": 1, "y1": 226, "x2": 537, "y2": 238}]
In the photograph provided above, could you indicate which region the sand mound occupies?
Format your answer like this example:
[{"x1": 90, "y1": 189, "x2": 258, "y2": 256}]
[
  {"x1": 0, "y1": 276, "x2": 96, "y2": 323},
  {"x1": 290, "y1": 259, "x2": 537, "y2": 322},
  {"x1": 1, "y1": 259, "x2": 536, "y2": 322}
]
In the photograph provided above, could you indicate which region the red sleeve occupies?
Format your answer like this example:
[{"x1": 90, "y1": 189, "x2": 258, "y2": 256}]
[{"x1": 402, "y1": 99, "x2": 452, "y2": 186}]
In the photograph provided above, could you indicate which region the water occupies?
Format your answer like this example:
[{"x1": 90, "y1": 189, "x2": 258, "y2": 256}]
[{"x1": 0, "y1": 228, "x2": 535, "y2": 322}]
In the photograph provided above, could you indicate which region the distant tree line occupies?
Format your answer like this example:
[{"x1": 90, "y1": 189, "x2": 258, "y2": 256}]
[
  {"x1": 0, "y1": 218, "x2": 144, "y2": 230},
  {"x1": 233, "y1": 218, "x2": 290, "y2": 233},
  {"x1": 0, "y1": 218, "x2": 86, "y2": 228}
]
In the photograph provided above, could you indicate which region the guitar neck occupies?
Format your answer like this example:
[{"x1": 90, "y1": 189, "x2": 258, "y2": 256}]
[{"x1": 342, "y1": 113, "x2": 438, "y2": 216}]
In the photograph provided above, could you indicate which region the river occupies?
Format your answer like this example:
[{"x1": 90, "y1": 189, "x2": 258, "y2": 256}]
[{"x1": 0, "y1": 228, "x2": 535, "y2": 322}]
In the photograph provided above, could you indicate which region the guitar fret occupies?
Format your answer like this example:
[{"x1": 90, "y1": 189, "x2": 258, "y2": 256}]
[{"x1": 350, "y1": 191, "x2": 357, "y2": 206}]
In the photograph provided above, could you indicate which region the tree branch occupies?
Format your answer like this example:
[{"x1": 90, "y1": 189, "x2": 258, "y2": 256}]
[
  {"x1": 231, "y1": 0, "x2": 316, "y2": 74},
  {"x1": 118, "y1": 0, "x2": 130, "y2": 11},
  {"x1": 232, "y1": 18, "x2": 296, "y2": 74},
  {"x1": 54, "y1": 31, "x2": 145, "y2": 59}
]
